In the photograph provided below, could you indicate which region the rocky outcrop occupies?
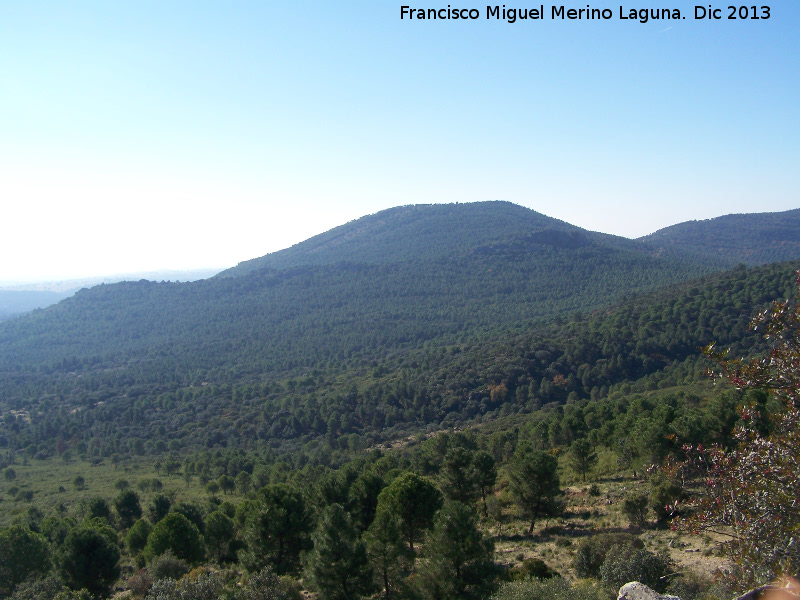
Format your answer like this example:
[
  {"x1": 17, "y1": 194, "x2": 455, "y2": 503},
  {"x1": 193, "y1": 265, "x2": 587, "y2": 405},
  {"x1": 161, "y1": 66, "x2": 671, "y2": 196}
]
[
  {"x1": 618, "y1": 581, "x2": 800, "y2": 600},
  {"x1": 617, "y1": 582, "x2": 681, "y2": 600}
]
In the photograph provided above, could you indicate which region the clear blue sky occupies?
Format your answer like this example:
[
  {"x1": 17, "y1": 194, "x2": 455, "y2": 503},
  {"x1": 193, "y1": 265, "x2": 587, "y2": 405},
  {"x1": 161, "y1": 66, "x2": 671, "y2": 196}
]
[{"x1": 1, "y1": 1, "x2": 798, "y2": 281}]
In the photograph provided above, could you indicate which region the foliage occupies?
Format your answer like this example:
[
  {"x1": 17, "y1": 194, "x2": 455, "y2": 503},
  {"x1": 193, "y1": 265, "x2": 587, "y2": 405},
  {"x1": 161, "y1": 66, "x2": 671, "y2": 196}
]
[
  {"x1": 148, "y1": 549, "x2": 190, "y2": 582},
  {"x1": 204, "y1": 511, "x2": 235, "y2": 563},
  {"x1": 672, "y1": 271, "x2": 800, "y2": 588},
  {"x1": 364, "y1": 505, "x2": 408, "y2": 599},
  {"x1": 114, "y1": 489, "x2": 143, "y2": 529},
  {"x1": 507, "y1": 445, "x2": 561, "y2": 534},
  {"x1": 58, "y1": 526, "x2": 121, "y2": 597},
  {"x1": 239, "y1": 567, "x2": 303, "y2": 600},
  {"x1": 9, "y1": 576, "x2": 92, "y2": 600},
  {"x1": 507, "y1": 558, "x2": 559, "y2": 581},
  {"x1": 145, "y1": 572, "x2": 223, "y2": 600},
  {"x1": 0, "y1": 525, "x2": 52, "y2": 597},
  {"x1": 622, "y1": 493, "x2": 649, "y2": 529},
  {"x1": 416, "y1": 501, "x2": 498, "y2": 600},
  {"x1": 573, "y1": 533, "x2": 643, "y2": 580},
  {"x1": 569, "y1": 438, "x2": 598, "y2": 482},
  {"x1": 375, "y1": 471, "x2": 442, "y2": 553},
  {"x1": 144, "y1": 513, "x2": 205, "y2": 564},
  {"x1": 126, "y1": 518, "x2": 152, "y2": 555},
  {"x1": 304, "y1": 504, "x2": 373, "y2": 600},
  {"x1": 490, "y1": 577, "x2": 609, "y2": 600},
  {"x1": 240, "y1": 484, "x2": 313, "y2": 575},
  {"x1": 598, "y1": 545, "x2": 673, "y2": 593}
]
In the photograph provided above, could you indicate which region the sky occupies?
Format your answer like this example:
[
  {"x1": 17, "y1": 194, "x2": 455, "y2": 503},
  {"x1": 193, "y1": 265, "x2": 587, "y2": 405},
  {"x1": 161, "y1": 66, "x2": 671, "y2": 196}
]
[{"x1": 1, "y1": 1, "x2": 798, "y2": 282}]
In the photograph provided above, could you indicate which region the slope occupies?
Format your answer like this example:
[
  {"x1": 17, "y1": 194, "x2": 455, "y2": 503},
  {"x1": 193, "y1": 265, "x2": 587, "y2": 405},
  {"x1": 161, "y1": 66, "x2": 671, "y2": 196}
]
[
  {"x1": 218, "y1": 201, "x2": 657, "y2": 276},
  {"x1": 639, "y1": 208, "x2": 800, "y2": 266},
  {"x1": 0, "y1": 203, "x2": 711, "y2": 376}
]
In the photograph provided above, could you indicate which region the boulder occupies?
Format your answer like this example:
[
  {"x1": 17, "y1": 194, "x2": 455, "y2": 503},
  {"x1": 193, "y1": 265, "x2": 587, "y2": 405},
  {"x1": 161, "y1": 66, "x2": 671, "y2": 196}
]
[{"x1": 617, "y1": 582, "x2": 682, "y2": 600}]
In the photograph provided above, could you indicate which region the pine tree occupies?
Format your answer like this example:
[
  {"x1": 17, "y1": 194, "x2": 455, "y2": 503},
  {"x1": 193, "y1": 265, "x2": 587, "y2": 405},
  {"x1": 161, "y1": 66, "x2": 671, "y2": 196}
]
[
  {"x1": 304, "y1": 504, "x2": 374, "y2": 600},
  {"x1": 417, "y1": 501, "x2": 497, "y2": 600}
]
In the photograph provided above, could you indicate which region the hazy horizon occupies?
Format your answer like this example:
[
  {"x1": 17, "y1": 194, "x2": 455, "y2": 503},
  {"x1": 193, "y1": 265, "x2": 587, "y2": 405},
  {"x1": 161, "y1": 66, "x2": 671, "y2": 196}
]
[{"x1": 2, "y1": 3, "x2": 797, "y2": 282}]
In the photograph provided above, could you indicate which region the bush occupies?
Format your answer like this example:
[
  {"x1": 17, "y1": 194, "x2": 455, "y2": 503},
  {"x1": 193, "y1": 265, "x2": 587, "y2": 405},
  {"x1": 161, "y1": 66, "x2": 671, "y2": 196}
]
[
  {"x1": 127, "y1": 569, "x2": 154, "y2": 597},
  {"x1": 240, "y1": 567, "x2": 303, "y2": 600},
  {"x1": 145, "y1": 573, "x2": 223, "y2": 600},
  {"x1": 622, "y1": 493, "x2": 649, "y2": 529},
  {"x1": 508, "y1": 558, "x2": 559, "y2": 581},
  {"x1": 491, "y1": 577, "x2": 609, "y2": 600},
  {"x1": 573, "y1": 533, "x2": 642, "y2": 579},
  {"x1": 144, "y1": 513, "x2": 205, "y2": 564},
  {"x1": 599, "y1": 546, "x2": 673, "y2": 593},
  {"x1": 148, "y1": 550, "x2": 190, "y2": 581}
]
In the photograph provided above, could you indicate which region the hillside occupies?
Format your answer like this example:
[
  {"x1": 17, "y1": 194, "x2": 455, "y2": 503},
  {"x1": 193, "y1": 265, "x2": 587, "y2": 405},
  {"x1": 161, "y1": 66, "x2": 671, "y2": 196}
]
[
  {"x1": 0, "y1": 202, "x2": 798, "y2": 461},
  {"x1": 219, "y1": 201, "x2": 669, "y2": 277},
  {"x1": 0, "y1": 203, "x2": 714, "y2": 376},
  {"x1": 639, "y1": 207, "x2": 800, "y2": 266}
]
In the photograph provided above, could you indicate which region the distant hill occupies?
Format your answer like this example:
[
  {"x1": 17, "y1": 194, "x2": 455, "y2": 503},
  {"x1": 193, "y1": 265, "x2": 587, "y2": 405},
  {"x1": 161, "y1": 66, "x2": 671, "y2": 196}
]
[
  {"x1": 0, "y1": 268, "x2": 219, "y2": 322},
  {"x1": 639, "y1": 208, "x2": 800, "y2": 266},
  {"x1": 218, "y1": 201, "x2": 652, "y2": 277},
  {"x1": 0, "y1": 200, "x2": 799, "y2": 460},
  {"x1": 0, "y1": 202, "x2": 716, "y2": 376},
  {"x1": 0, "y1": 290, "x2": 72, "y2": 322}
]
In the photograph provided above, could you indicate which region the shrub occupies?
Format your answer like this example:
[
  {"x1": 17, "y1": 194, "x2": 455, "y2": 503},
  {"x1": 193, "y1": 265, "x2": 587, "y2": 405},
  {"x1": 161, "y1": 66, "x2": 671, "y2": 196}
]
[
  {"x1": 508, "y1": 558, "x2": 559, "y2": 581},
  {"x1": 240, "y1": 567, "x2": 303, "y2": 600},
  {"x1": 573, "y1": 533, "x2": 642, "y2": 579},
  {"x1": 622, "y1": 493, "x2": 649, "y2": 529},
  {"x1": 148, "y1": 550, "x2": 190, "y2": 581},
  {"x1": 599, "y1": 546, "x2": 673, "y2": 593},
  {"x1": 145, "y1": 572, "x2": 223, "y2": 600},
  {"x1": 491, "y1": 577, "x2": 608, "y2": 600}
]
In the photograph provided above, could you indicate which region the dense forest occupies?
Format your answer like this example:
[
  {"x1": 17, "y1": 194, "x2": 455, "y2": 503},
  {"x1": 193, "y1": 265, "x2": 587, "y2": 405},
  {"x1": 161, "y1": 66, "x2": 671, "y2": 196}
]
[{"x1": 1, "y1": 202, "x2": 799, "y2": 600}]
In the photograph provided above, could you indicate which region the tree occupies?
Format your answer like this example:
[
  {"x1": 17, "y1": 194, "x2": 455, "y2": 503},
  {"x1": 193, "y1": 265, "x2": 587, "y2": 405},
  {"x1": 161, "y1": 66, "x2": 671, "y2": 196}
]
[
  {"x1": 235, "y1": 471, "x2": 252, "y2": 495},
  {"x1": 375, "y1": 471, "x2": 442, "y2": 554},
  {"x1": 241, "y1": 484, "x2": 313, "y2": 575},
  {"x1": 508, "y1": 445, "x2": 561, "y2": 534},
  {"x1": 172, "y1": 501, "x2": 205, "y2": 534},
  {"x1": 304, "y1": 504, "x2": 373, "y2": 600},
  {"x1": 86, "y1": 497, "x2": 113, "y2": 524},
  {"x1": 125, "y1": 518, "x2": 152, "y2": 555},
  {"x1": 148, "y1": 493, "x2": 171, "y2": 524},
  {"x1": 441, "y1": 447, "x2": 479, "y2": 504},
  {"x1": 114, "y1": 489, "x2": 142, "y2": 529},
  {"x1": 365, "y1": 504, "x2": 407, "y2": 599},
  {"x1": 472, "y1": 450, "x2": 497, "y2": 517},
  {"x1": 673, "y1": 271, "x2": 800, "y2": 587},
  {"x1": 416, "y1": 501, "x2": 497, "y2": 600},
  {"x1": 569, "y1": 438, "x2": 598, "y2": 482},
  {"x1": 347, "y1": 470, "x2": 384, "y2": 532},
  {"x1": 144, "y1": 513, "x2": 205, "y2": 564},
  {"x1": 218, "y1": 474, "x2": 235, "y2": 495},
  {"x1": 59, "y1": 526, "x2": 120, "y2": 597},
  {"x1": 205, "y1": 511, "x2": 235, "y2": 563},
  {"x1": 0, "y1": 525, "x2": 51, "y2": 596}
]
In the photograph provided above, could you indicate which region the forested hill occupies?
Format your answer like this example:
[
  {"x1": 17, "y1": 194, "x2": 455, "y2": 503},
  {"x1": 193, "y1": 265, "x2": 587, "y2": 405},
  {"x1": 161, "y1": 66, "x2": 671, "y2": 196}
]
[
  {"x1": 0, "y1": 260, "x2": 796, "y2": 461},
  {"x1": 639, "y1": 207, "x2": 800, "y2": 266},
  {"x1": 0, "y1": 204, "x2": 714, "y2": 375},
  {"x1": 218, "y1": 201, "x2": 664, "y2": 277}
]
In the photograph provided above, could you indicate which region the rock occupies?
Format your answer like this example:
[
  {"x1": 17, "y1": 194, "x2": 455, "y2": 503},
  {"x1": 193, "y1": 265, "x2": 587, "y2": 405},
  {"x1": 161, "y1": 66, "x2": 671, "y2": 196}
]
[
  {"x1": 617, "y1": 582, "x2": 682, "y2": 600},
  {"x1": 734, "y1": 588, "x2": 770, "y2": 600}
]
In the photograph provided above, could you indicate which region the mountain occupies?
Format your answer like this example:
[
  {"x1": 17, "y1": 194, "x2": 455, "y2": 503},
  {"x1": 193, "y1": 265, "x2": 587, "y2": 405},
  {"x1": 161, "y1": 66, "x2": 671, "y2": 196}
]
[
  {"x1": 1, "y1": 201, "x2": 799, "y2": 459},
  {"x1": 639, "y1": 208, "x2": 800, "y2": 266},
  {"x1": 0, "y1": 269, "x2": 219, "y2": 322},
  {"x1": 0, "y1": 202, "x2": 714, "y2": 374},
  {"x1": 219, "y1": 201, "x2": 657, "y2": 277},
  {"x1": 0, "y1": 290, "x2": 73, "y2": 322}
]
